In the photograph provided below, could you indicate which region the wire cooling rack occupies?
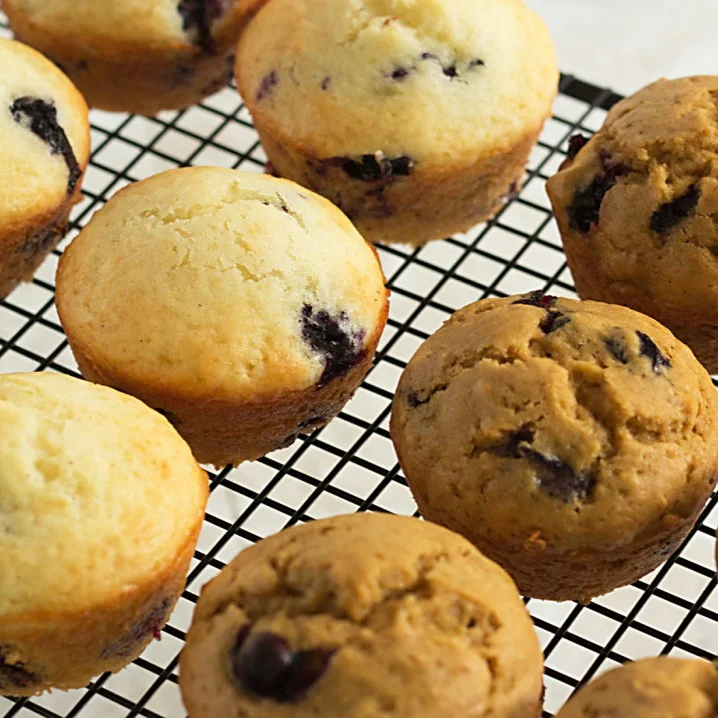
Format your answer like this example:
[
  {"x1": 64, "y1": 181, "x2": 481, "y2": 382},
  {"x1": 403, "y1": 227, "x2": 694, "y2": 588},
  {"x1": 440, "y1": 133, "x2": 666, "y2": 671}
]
[{"x1": 1, "y1": 15, "x2": 716, "y2": 718}]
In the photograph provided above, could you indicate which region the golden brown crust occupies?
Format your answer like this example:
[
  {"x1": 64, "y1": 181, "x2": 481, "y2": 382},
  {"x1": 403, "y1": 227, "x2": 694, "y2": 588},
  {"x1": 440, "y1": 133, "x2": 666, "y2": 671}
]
[
  {"x1": 0, "y1": 484, "x2": 205, "y2": 696},
  {"x1": 67, "y1": 296, "x2": 388, "y2": 466}
]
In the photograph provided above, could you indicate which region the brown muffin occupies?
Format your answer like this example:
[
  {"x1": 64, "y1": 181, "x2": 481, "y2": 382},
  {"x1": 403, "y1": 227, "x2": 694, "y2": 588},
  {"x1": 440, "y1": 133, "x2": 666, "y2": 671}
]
[
  {"x1": 0, "y1": 372, "x2": 208, "y2": 695},
  {"x1": 3, "y1": 0, "x2": 265, "y2": 115},
  {"x1": 0, "y1": 38, "x2": 89, "y2": 298},
  {"x1": 180, "y1": 513, "x2": 544, "y2": 717},
  {"x1": 390, "y1": 292, "x2": 718, "y2": 602},
  {"x1": 56, "y1": 167, "x2": 389, "y2": 466},
  {"x1": 547, "y1": 76, "x2": 718, "y2": 374},
  {"x1": 234, "y1": 0, "x2": 558, "y2": 245}
]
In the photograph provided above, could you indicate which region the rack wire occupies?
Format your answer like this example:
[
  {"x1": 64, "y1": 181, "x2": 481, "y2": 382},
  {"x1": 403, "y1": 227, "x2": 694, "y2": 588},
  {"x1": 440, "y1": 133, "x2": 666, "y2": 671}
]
[{"x1": 0, "y1": 15, "x2": 716, "y2": 717}]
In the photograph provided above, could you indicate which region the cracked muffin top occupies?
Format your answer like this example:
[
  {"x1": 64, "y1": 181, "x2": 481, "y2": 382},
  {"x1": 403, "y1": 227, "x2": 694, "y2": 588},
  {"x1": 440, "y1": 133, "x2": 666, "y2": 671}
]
[
  {"x1": 555, "y1": 657, "x2": 718, "y2": 718},
  {"x1": 391, "y1": 293, "x2": 718, "y2": 551},
  {"x1": 180, "y1": 513, "x2": 543, "y2": 718},
  {"x1": 546, "y1": 76, "x2": 718, "y2": 316},
  {"x1": 235, "y1": 0, "x2": 557, "y2": 165},
  {"x1": 0, "y1": 373, "x2": 206, "y2": 619},
  {"x1": 0, "y1": 39, "x2": 89, "y2": 231},
  {"x1": 56, "y1": 167, "x2": 388, "y2": 399},
  {"x1": 2, "y1": 0, "x2": 250, "y2": 53}
]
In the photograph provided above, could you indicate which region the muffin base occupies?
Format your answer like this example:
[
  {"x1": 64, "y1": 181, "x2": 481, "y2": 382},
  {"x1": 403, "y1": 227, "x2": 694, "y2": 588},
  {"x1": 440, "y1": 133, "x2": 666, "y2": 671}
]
[
  {"x1": 562, "y1": 230, "x2": 718, "y2": 374},
  {"x1": 412, "y1": 495, "x2": 706, "y2": 603},
  {"x1": 64, "y1": 306, "x2": 388, "y2": 467},
  {"x1": 0, "y1": 499, "x2": 204, "y2": 696},
  {"x1": 257, "y1": 125, "x2": 544, "y2": 246},
  {"x1": 0, "y1": 201, "x2": 74, "y2": 300},
  {"x1": 5, "y1": 9, "x2": 240, "y2": 116}
]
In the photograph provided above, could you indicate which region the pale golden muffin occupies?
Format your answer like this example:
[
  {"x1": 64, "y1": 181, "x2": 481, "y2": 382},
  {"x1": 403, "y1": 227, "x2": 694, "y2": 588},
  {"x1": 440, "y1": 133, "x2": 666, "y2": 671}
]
[
  {"x1": 390, "y1": 292, "x2": 718, "y2": 602},
  {"x1": 3, "y1": 0, "x2": 265, "y2": 116},
  {"x1": 0, "y1": 372, "x2": 208, "y2": 696},
  {"x1": 0, "y1": 38, "x2": 89, "y2": 299},
  {"x1": 234, "y1": 0, "x2": 558, "y2": 246},
  {"x1": 555, "y1": 658, "x2": 718, "y2": 718},
  {"x1": 55, "y1": 167, "x2": 389, "y2": 467},
  {"x1": 547, "y1": 76, "x2": 718, "y2": 375},
  {"x1": 179, "y1": 513, "x2": 544, "y2": 718}
]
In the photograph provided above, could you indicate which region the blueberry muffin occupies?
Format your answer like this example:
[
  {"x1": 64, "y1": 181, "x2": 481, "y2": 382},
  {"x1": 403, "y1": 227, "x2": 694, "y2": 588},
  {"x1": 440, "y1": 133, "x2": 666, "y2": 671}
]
[
  {"x1": 0, "y1": 38, "x2": 89, "y2": 299},
  {"x1": 234, "y1": 0, "x2": 558, "y2": 246},
  {"x1": 55, "y1": 167, "x2": 389, "y2": 466},
  {"x1": 390, "y1": 292, "x2": 718, "y2": 602},
  {"x1": 547, "y1": 76, "x2": 718, "y2": 374},
  {"x1": 3, "y1": 0, "x2": 264, "y2": 116},
  {"x1": 555, "y1": 657, "x2": 718, "y2": 718},
  {"x1": 179, "y1": 513, "x2": 544, "y2": 717},
  {"x1": 0, "y1": 372, "x2": 207, "y2": 695}
]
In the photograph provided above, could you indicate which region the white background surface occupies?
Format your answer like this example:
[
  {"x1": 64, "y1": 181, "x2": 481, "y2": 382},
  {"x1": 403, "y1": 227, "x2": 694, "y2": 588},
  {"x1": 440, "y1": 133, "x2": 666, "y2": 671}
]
[{"x1": 525, "y1": 0, "x2": 717, "y2": 95}]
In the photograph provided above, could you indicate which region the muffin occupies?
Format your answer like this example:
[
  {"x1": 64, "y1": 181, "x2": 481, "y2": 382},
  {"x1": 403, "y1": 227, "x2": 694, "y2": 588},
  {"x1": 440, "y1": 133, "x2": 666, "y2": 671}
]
[
  {"x1": 55, "y1": 167, "x2": 389, "y2": 466},
  {"x1": 0, "y1": 38, "x2": 89, "y2": 299},
  {"x1": 3, "y1": 0, "x2": 265, "y2": 115},
  {"x1": 0, "y1": 372, "x2": 208, "y2": 695},
  {"x1": 390, "y1": 292, "x2": 718, "y2": 602},
  {"x1": 546, "y1": 76, "x2": 718, "y2": 374},
  {"x1": 234, "y1": 0, "x2": 558, "y2": 245},
  {"x1": 179, "y1": 513, "x2": 544, "y2": 718},
  {"x1": 555, "y1": 657, "x2": 718, "y2": 718}
]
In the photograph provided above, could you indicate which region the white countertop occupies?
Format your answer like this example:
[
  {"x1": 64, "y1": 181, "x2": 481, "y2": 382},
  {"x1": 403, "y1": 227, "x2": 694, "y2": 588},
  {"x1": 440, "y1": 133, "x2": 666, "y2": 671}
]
[{"x1": 525, "y1": 0, "x2": 717, "y2": 95}]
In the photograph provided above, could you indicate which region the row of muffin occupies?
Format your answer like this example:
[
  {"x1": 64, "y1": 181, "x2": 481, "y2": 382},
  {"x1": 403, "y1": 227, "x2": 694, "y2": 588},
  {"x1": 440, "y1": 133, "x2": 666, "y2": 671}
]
[{"x1": 1, "y1": 373, "x2": 716, "y2": 718}]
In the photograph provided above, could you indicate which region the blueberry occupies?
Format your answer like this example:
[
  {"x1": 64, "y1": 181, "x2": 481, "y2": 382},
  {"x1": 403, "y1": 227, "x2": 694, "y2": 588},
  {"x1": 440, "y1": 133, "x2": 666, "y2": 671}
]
[
  {"x1": 0, "y1": 650, "x2": 39, "y2": 691},
  {"x1": 637, "y1": 331, "x2": 671, "y2": 373},
  {"x1": 19, "y1": 225, "x2": 60, "y2": 259},
  {"x1": 605, "y1": 337, "x2": 629, "y2": 364},
  {"x1": 443, "y1": 65, "x2": 458, "y2": 78},
  {"x1": 230, "y1": 629, "x2": 334, "y2": 702},
  {"x1": 566, "y1": 134, "x2": 589, "y2": 160},
  {"x1": 301, "y1": 305, "x2": 365, "y2": 387},
  {"x1": 407, "y1": 383, "x2": 448, "y2": 408},
  {"x1": 568, "y1": 153, "x2": 629, "y2": 233},
  {"x1": 513, "y1": 291, "x2": 557, "y2": 309},
  {"x1": 11, "y1": 97, "x2": 80, "y2": 194},
  {"x1": 100, "y1": 598, "x2": 172, "y2": 659},
  {"x1": 493, "y1": 425, "x2": 595, "y2": 502},
  {"x1": 469, "y1": 58, "x2": 485, "y2": 67},
  {"x1": 540, "y1": 310, "x2": 570, "y2": 334},
  {"x1": 420, "y1": 52, "x2": 438, "y2": 61},
  {"x1": 177, "y1": 0, "x2": 225, "y2": 52},
  {"x1": 391, "y1": 67, "x2": 411, "y2": 81},
  {"x1": 338, "y1": 154, "x2": 415, "y2": 182},
  {"x1": 650, "y1": 184, "x2": 701, "y2": 234},
  {"x1": 321, "y1": 76, "x2": 331, "y2": 90},
  {"x1": 256, "y1": 70, "x2": 279, "y2": 101}
]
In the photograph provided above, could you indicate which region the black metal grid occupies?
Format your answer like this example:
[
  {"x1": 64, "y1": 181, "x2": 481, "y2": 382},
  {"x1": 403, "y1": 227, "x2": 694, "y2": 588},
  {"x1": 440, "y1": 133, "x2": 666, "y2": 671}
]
[{"x1": 1, "y1": 15, "x2": 716, "y2": 717}]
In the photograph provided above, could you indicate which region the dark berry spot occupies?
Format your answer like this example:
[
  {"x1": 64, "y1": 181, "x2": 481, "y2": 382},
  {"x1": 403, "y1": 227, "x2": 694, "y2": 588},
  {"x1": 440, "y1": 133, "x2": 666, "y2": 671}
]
[
  {"x1": 443, "y1": 65, "x2": 458, "y2": 78},
  {"x1": 421, "y1": 52, "x2": 438, "y2": 61},
  {"x1": 391, "y1": 67, "x2": 411, "y2": 81},
  {"x1": 566, "y1": 134, "x2": 589, "y2": 160},
  {"x1": 321, "y1": 76, "x2": 331, "y2": 90},
  {"x1": 301, "y1": 305, "x2": 365, "y2": 387},
  {"x1": 513, "y1": 291, "x2": 557, "y2": 309},
  {"x1": 503, "y1": 180, "x2": 520, "y2": 202},
  {"x1": 540, "y1": 310, "x2": 570, "y2": 334},
  {"x1": 0, "y1": 649, "x2": 39, "y2": 692},
  {"x1": 11, "y1": 97, "x2": 80, "y2": 194},
  {"x1": 100, "y1": 597, "x2": 172, "y2": 659},
  {"x1": 19, "y1": 224, "x2": 61, "y2": 259},
  {"x1": 568, "y1": 153, "x2": 629, "y2": 233},
  {"x1": 177, "y1": 0, "x2": 225, "y2": 52},
  {"x1": 407, "y1": 383, "x2": 448, "y2": 407},
  {"x1": 257, "y1": 70, "x2": 279, "y2": 101},
  {"x1": 469, "y1": 58, "x2": 485, "y2": 67},
  {"x1": 605, "y1": 337, "x2": 629, "y2": 364},
  {"x1": 493, "y1": 425, "x2": 595, "y2": 502},
  {"x1": 637, "y1": 331, "x2": 671, "y2": 373},
  {"x1": 336, "y1": 154, "x2": 415, "y2": 182},
  {"x1": 650, "y1": 184, "x2": 701, "y2": 234},
  {"x1": 230, "y1": 630, "x2": 334, "y2": 702}
]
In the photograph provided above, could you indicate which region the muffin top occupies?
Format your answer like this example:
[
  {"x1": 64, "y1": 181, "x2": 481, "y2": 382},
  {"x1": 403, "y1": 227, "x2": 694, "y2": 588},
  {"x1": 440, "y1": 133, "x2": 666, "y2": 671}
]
[
  {"x1": 555, "y1": 658, "x2": 718, "y2": 718},
  {"x1": 546, "y1": 76, "x2": 718, "y2": 316},
  {"x1": 391, "y1": 293, "x2": 718, "y2": 552},
  {"x1": 235, "y1": 0, "x2": 558, "y2": 165},
  {"x1": 0, "y1": 39, "x2": 89, "y2": 231},
  {"x1": 56, "y1": 167, "x2": 388, "y2": 400},
  {"x1": 3, "y1": 0, "x2": 251, "y2": 51},
  {"x1": 180, "y1": 513, "x2": 542, "y2": 717},
  {"x1": 0, "y1": 373, "x2": 207, "y2": 620}
]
